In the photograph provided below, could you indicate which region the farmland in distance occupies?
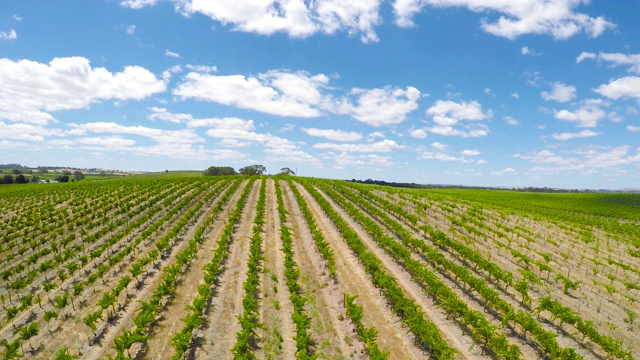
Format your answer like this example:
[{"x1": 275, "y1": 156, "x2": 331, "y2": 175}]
[{"x1": 0, "y1": 176, "x2": 638, "y2": 359}]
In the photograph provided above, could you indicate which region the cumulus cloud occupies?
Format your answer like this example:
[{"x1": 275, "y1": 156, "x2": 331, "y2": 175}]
[
  {"x1": 541, "y1": 82, "x2": 576, "y2": 102},
  {"x1": 554, "y1": 99, "x2": 607, "y2": 128},
  {"x1": 314, "y1": 139, "x2": 404, "y2": 152},
  {"x1": 392, "y1": 0, "x2": 614, "y2": 39},
  {"x1": 178, "y1": 0, "x2": 381, "y2": 43},
  {"x1": 425, "y1": 100, "x2": 491, "y2": 137},
  {"x1": 174, "y1": 68, "x2": 420, "y2": 125},
  {"x1": 627, "y1": 125, "x2": 640, "y2": 132},
  {"x1": 120, "y1": 0, "x2": 158, "y2": 9},
  {"x1": 491, "y1": 168, "x2": 517, "y2": 176},
  {"x1": 301, "y1": 127, "x2": 363, "y2": 141},
  {"x1": 513, "y1": 150, "x2": 570, "y2": 165},
  {"x1": 511, "y1": 92, "x2": 520, "y2": 99},
  {"x1": 0, "y1": 121, "x2": 66, "y2": 142},
  {"x1": 419, "y1": 151, "x2": 467, "y2": 162},
  {"x1": 550, "y1": 129, "x2": 600, "y2": 140},
  {"x1": 126, "y1": 25, "x2": 136, "y2": 35},
  {"x1": 504, "y1": 116, "x2": 519, "y2": 125},
  {"x1": 594, "y1": 76, "x2": 640, "y2": 100},
  {"x1": 461, "y1": 149, "x2": 480, "y2": 156},
  {"x1": 577, "y1": 52, "x2": 640, "y2": 74},
  {"x1": 431, "y1": 142, "x2": 446, "y2": 150},
  {"x1": 174, "y1": 70, "x2": 326, "y2": 118},
  {"x1": 0, "y1": 29, "x2": 17, "y2": 41},
  {"x1": 165, "y1": 49, "x2": 181, "y2": 58},
  {"x1": 0, "y1": 57, "x2": 165, "y2": 124},
  {"x1": 521, "y1": 46, "x2": 540, "y2": 56},
  {"x1": 69, "y1": 121, "x2": 203, "y2": 144},
  {"x1": 409, "y1": 128, "x2": 427, "y2": 139},
  {"x1": 349, "y1": 86, "x2": 421, "y2": 126}
]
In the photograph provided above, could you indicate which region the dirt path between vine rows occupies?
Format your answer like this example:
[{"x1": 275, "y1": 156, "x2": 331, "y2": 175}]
[
  {"x1": 143, "y1": 182, "x2": 246, "y2": 360},
  {"x1": 281, "y1": 181, "x2": 363, "y2": 359},
  {"x1": 254, "y1": 179, "x2": 297, "y2": 359},
  {"x1": 195, "y1": 181, "x2": 260, "y2": 359},
  {"x1": 80, "y1": 181, "x2": 241, "y2": 360},
  {"x1": 309, "y1": 183, "x2": 492, "y2": 359},
  {"x1": 291, "y1": 181, "x2": 451, "y2": 359}
]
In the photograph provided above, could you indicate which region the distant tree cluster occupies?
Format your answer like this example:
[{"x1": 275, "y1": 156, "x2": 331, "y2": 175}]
[
  {"x1": 0, "y1": 174, "x2": 40, "y2": 184},
  {"x1": 203, "y1": 164, "x2": 294, "y2": 177},
  {"x1": 203, "y1": 166, "x2": 237, "y2": 176},
  {"x1": 239, "y1": 164, "x2": 266, "y2": 175}
]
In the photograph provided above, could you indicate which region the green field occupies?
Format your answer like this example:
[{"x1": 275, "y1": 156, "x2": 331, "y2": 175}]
[{"x1": 0, "y1": 176, "x2": 638, "y2": 359}]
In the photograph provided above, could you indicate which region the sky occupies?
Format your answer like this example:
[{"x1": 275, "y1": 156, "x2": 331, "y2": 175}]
[{"x1": 1, "y1": 1, "x2": 639, "y2": 189}]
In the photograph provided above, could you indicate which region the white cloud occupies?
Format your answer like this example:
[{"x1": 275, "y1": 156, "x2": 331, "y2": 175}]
[
  {"x1": 165, "y1": 49, "x2": 181, "y2": 58},
  {"x1": 174, "y1": 70, "x2": 326, "y2": 118},
  {"x1": 577, "y1": 52, "x2": 640, "y2": 74},
  {"x1": 521, "y1": 46, "x2": 540, "y2": 56},
  {"x1": 0, "y1": 57, "x2": 166, "y2": 124},
  {"x1": 174, "y1": 68, "x2": 420, "y2": 125},
  {"x1": 178, "y1": 0, "x2": 381, "y2": 43},
  {"x1": 349, "y1": 86, "x2": 421, "y2": 126},
  {"x1": 126, "y1": 25, "x2": 136, "y2": 35},
  {"x1": 627, "y1": 125, "x2": 640, "y2": 132},
  {"x1": 76, "y1": 136, "x2": 136, "y2": 148},
  {"x1": 13, "y1": 15, "x2": 23, "y2": 22},
  {"x1": 461, "y1": 149, "x2": 480, "y2": 156},
  {"x1": 430, "y1": 142, "x2": 446, "y2": 150},
  {"x1": 594, "y1": 76, "x2": 640, "y2": 100},
  {"x1": 120, "y1": 0, "x2": 158, "y2": 9},
  {"x1": 409, "y1": 128, "x2": 427, "y2": 139},
  {"x1": 484, "y1": 88, "x2": 491, "y2": 94},
  {"x1": 576, "y1": 51, "x2": 596, "y2": 63},
  {"x1": 201, "y1": 119, "x2": 321, "y2": 166},
  {"x1": 608, "y1": 111, "x2": 622, "y2": 123},
  {"x1": 314, "y1": 139, "x2": 404, "y2": 152},
  {"x1": 491, "y1": 167, "x2": 517, "y2": 176},
  {"x1": 420, "y1": 151, "x2": 467, "y2": 162},
  {"x1": 541, "y1": 82, "x2": 576, "y2": 102},
  {"x1": 504, "y1": 115, "x2": 519, "y2": 125},
  {"x1": 331, "y1": 152, "x2": 394, "y2": 168},
  {"x1": 574, "y1": 145, "x2": 640, "y2": 169},
  {"x1": 180, "y1": 65, "x2": 212, "y2": 73},
  {"x1": 301, "y1": 127, "x2": 363, "y2": 141},
  {"x1": 148, "y1": 107, "x2": 193, "y2": 123},
  {"x1": 554, "y1": 99, "x2": 607, "y2": 128},
  {"x1": 0, "y1": 29, "x2": 17, "y2": 41},
  {"x1": 514, "y1": 150, "x2": 568, "y2": 164},
  {"x1": 425, "y1": 99, "x2": 491, "y2": 137},
  {"x1": 550, "y1": 129, "x2": 600, "y2": 140},
  {"x1": 511, "y1": 92, "x2": 519, "y2": 99},
  {"x1": 392, "y1": 0, "x2": 614, "y2": 39},
  {"x1": 69, "y1": 121, "x2": 203, "y2": 144},
  {"x1": 0, "y1": 121, "x2": 66, "y2": 142}
]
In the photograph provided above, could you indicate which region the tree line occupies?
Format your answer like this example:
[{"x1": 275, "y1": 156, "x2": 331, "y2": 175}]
[{"x1": 203, "y1": 164, "x2": 295, "y2": 176}]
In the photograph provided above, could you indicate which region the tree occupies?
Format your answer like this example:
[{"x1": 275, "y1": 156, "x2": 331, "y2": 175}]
[
  {"x1": 55, "y1": 175, "x2": 70, "y2": 183},
  {"x1": 239, "y1": 164, "x2": 266, "y2": 175},
  {"x1": 73, "y1": 171, "x2": 85, "y2": 181},
  {"x1": 1, "y1": 174, "x2": 14, "y2": 184},
  {"x1": 11, "y1": 168, "x2": 22, "y2": 175},
  {"x1": 15, "y1": 174, "x2": 27, "y2": 184},
  {"x1": 30, "y1": 176, "x2": 40, "y2": 183},
  {"x1": 203, "y1": 166, "x2": 236, "y2": 176},
  {"x1": 278, "y1": 167, "x2": 295, "y2": 176}
]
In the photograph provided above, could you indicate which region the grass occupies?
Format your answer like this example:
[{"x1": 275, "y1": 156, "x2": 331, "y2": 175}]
[{"x1": 420, "y1": 188, "x2": 640, "y2": 221}]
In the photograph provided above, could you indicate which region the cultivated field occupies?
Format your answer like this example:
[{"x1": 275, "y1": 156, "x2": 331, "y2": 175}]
[{"x1": 0, "y1": 176, "x2": 638, "y2": 359}]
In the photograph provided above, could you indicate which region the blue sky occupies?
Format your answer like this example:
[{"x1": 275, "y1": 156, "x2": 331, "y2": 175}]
[{"x1": 1, "y1": 1, "x2": 639, "y2": 189}]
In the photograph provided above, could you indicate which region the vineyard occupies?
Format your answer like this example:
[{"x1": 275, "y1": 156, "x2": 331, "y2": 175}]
[{"x1": 0, "y1": 176, "x2": 638, "y2": 359}]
